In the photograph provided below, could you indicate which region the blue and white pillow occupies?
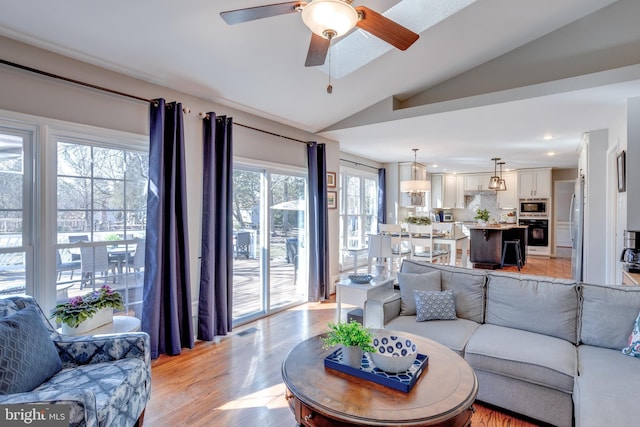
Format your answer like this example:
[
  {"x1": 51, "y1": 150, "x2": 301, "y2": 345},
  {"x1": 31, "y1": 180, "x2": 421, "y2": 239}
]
[
  {"x1": 0, "y1": 306, "x2": 62, "y2": 394},
  {"x1": 414, "y1": 289, "x2": 457, "y2": 321},
  {"x1": 622, "y1": 309, "x2": 640, "y2": 358}
]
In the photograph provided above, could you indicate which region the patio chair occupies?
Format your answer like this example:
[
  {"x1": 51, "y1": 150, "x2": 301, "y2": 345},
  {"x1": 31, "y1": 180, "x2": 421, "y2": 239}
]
[
  {"x1": 80, "y1": 245, "x2": 117, "y2": 289},
  {"x1": 235, "y1": 232, "x2": 251, "y2": 259},
  {"x1": 68, "y1": 235, "x2": 89, "y2": 261},
  {"x1": 56, "y1": 249, "x2": 81, "y2": 280}
]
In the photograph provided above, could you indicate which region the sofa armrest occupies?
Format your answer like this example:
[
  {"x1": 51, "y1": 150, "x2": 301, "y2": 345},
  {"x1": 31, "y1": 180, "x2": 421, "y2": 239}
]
[
  {"x1": 364, "y1": 292, "x2": 401, "y2": 329},
  {"x1": 0, "y1": 389, "x2": 99, "y2": 427},
  {"x1": 54, "y1": 332, "x2": 150, "y2": 368}
]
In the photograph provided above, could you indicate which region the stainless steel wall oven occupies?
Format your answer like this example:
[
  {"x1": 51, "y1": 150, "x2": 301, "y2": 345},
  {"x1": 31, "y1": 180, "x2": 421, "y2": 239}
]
[{"x1": 519, "y1": 218, "x2": 549, "y2": 247}]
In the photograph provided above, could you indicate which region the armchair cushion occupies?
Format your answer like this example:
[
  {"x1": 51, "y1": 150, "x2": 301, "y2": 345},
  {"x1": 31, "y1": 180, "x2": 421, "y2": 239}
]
[{"x1": 0, "y1": 305, "x2": 62, "y2": 394}]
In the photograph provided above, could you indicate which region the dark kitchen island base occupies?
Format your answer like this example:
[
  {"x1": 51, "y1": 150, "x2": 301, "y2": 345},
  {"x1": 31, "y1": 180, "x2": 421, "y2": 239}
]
[{"x1": 469, "y1": 225, "x2": 528, "y2": 269}]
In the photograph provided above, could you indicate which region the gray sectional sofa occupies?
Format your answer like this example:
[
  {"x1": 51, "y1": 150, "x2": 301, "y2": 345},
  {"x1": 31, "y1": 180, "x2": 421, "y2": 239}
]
[{"x1": 364, "y1": 259, "x2": 640, "y2": 427}]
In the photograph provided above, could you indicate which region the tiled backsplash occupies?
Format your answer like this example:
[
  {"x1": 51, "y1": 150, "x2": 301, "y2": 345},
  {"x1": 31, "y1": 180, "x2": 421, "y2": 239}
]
[{"x1": 456, "y1": 193, "x2": 502, "y2": 222}]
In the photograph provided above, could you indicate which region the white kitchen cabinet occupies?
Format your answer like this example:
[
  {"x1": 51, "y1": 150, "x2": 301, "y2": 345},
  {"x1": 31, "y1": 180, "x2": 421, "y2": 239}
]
[
  {"x1": 443, "y1": 174, "x2": 464, "y2": 208},
  {"x1": 497, "y1": 172, "x2": 517, "y2": 209},
  {"x1": 431, "y1": 174, "x2": 443, "y2": 209},
  {"x1": 517, "y1": 169, "x2": 552, "y2": 198},
  {"x1": 463, "y1": 173, "x2": 492, "y2": 192}
]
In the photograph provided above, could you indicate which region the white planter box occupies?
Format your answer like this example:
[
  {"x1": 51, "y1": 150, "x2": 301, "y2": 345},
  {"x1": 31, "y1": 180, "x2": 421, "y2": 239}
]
[{"x1": 62, "y1": 308, "x2": 114, "y2": 336}]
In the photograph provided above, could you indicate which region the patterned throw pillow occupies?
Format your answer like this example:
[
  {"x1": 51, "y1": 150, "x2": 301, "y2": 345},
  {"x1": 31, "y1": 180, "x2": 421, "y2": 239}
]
[
  {"x1": 414, "y1": 289, "x2": 457, "y2": 321},
  {"x1": 622, "y1": 310, "x2": 640, "y2": 357},
  {"x1": 0, "y1": 305, "x2": 62, "y2": 394},
  {"x1": 398, "y1": 271, "x2": 441, "y2": 316}
]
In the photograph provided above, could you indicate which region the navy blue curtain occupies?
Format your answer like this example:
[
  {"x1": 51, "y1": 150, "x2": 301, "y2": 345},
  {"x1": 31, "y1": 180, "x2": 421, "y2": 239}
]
[
  {"x1": 307, "y1": 142, "x2": 330, "y2": 301},
  {"x1": 378, "y1": 168, "x2": 386, "y2": 225},
  {"x1": 142, "y1": 99, "x2": 194, "y2": 359},
  {"x1": 197, "y1": 113, "x2": 233, "y2": 340}
]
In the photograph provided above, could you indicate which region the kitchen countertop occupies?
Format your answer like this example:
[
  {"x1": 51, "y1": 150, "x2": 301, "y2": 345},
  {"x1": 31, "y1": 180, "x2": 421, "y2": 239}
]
[{"x1": 469, "y1": 224, "x2": 527, "y2": 230}]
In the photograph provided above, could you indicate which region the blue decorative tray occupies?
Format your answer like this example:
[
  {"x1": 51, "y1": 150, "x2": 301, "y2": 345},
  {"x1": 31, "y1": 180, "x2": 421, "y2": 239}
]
[
  {"x1": 324, "y1": 348, "x2": 429, "y2": 393},
  {"x1": 348, "y1": 274, "x2": 372, "y2": 284}
]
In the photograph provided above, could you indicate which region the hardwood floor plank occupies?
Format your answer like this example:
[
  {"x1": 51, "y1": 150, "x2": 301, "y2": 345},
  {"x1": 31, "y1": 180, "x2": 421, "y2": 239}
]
[{"x1": 146, "y1": 257, "x2": 571, "y2": 426}]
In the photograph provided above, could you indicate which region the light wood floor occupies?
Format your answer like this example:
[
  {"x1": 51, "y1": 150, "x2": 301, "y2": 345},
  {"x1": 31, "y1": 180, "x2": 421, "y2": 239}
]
[{"x1": 146, "y1": 255, "x2": 571, "y2": 427}]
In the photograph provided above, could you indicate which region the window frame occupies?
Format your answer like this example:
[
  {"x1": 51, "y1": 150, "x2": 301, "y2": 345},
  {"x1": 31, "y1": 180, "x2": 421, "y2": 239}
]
[
  {"x1": 338, "y1": 166, "x2": 379, "y2": 271},
  {"x1": 0, "y1": 109, "x2": 148, "y2": 314}
]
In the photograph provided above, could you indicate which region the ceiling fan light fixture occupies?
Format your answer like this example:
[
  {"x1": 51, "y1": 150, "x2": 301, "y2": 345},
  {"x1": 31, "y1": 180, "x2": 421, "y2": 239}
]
[{"x1": 301, "y1": 0, "x2": 359, "y2": 39}]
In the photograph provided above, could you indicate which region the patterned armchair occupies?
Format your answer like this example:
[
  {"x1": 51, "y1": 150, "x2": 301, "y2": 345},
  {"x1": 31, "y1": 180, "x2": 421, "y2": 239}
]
[{"x1": 0, "y1": 296, "x2": 150, "y2": 427}]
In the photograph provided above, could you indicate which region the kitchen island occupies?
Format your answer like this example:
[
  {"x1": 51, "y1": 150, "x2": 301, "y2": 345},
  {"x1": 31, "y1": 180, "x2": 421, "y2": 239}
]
[{"x1": 469, "y1": 224, "x2": 528, "y2": 269}]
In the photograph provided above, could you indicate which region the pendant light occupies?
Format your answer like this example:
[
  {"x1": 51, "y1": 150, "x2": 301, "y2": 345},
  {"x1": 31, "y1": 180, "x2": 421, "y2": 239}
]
[
  {"x1": 488, "y1": 157, "x2": 500, "y2": 190},
  {"x1": 497, "y1": 161, "x2": 507, "y2": 191},
  {"x1": 400, "y1": 148, "x2": 430, "y2": 206}
]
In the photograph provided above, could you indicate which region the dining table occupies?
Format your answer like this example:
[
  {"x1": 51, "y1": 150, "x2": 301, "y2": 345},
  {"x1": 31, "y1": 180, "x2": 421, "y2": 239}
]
[{"x1": 386, "y1": 231, "x2": 469, "y2": 268}]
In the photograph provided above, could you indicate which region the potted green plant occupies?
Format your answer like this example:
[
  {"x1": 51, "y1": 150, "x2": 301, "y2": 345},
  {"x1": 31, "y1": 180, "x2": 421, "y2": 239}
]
[
  {"x1": 322, "y1": 321, "x2": 376, "y2": 368},
  {"x1": 474, "y1": 208, "x2": 490, "y2": 224},
  {"x1": 51, "y1": 285, "x2": 124, "y2": 335},
  {"x1": 405, "y1": 216, "x2": 432, "y2": 225}
]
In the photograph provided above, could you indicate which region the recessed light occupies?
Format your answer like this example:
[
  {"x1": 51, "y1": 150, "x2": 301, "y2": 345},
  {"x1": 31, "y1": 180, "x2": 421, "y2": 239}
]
[
  {"x1": 543, "y1": 134, "x2": 554, "y2": 140},
  {"x1": 547, "y1": 152, "x2": 556, "y2": 156},
  {"x1": 432, "y1": 164, "x2": 438, "y2": 168}
]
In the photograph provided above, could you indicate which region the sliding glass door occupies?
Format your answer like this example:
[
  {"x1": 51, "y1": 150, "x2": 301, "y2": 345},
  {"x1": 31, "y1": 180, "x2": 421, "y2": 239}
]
[{"x1": 232, "y1": 164, "x2": 307, "y2": 324}]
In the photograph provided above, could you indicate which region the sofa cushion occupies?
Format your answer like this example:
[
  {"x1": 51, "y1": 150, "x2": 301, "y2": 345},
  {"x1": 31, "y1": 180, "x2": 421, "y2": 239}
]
[
  {"x1": 580, "y1": 282, "x2": 640, "y2": 350},
  {"x1": 574, "y1": 345, "x2": 640, "y2": 427},
  {"x1": 400, "y1": 260, "x2": 486, "y2": 323},
  {"x1": 384, "y1": 316, "x2": 479, "y2": 355},
  {"x1": 35, "y1": 358, "x2": 148, "y2": 426},
  {"x1": 397, "y1": 271, "x2": 441, "y2": 316},
  {"x1": 485, "y1": 272, "x2": 579, "y2": 343},
  {"x1": 0, "y1": 305, "x2": 62, "y2": 394},
  {"x1": 465, "y1": 324, "x2": 577, "y2": 394},
  {"x1": 415, "y1": 289, "x2": 456, "y2": 321},
  {"x1": 622, "y1": 309, "x2": 640, "y2": 357}
]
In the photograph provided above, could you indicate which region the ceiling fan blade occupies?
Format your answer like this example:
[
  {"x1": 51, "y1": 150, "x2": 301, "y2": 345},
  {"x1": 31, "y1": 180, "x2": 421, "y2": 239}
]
[
  {"x1": 221, "y1": 2, "x2": 306, "y2": 25},
  {"x1": 354, "y1": 6, "x2": 419, "y2": 51},
  {"x1": 305, "y1": 33, "x2": 330, "y2": 67}
]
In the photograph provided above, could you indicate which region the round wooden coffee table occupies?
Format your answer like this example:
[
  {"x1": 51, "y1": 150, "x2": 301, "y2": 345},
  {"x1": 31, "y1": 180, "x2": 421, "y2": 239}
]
[{"x1": 282, "y1": 331, "x2": 477, "y2": 427}]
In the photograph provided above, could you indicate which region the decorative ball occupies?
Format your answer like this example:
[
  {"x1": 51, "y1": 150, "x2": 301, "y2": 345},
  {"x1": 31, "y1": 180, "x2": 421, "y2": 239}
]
[{"x1": 369, "y1": 332, "x2": 418, "y2": 373}]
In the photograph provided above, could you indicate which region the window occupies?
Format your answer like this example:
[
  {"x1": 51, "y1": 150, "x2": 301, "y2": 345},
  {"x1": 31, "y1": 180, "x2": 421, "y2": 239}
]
[
  {"x1": 338, "y1": 168, "x2": 378, "y2": 271},
  {"x1": 0, "y1": 127, "x2": 34, "y2": 297},
  {"x1": 55, "y1": 136, "x2": 148, "y2": 316},
  {"x1": 0, "y1": 113, "x2": 147, "y2": 317}
]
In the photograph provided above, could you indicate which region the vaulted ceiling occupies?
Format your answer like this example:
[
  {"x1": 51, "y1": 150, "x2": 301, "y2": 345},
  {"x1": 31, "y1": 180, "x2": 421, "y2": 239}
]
[{"x1": 1, "y1": 0, "x2": 640, "y2": 172}]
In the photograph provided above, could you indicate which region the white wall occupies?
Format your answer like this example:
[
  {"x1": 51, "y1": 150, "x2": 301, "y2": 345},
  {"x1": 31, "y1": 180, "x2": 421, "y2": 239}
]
[{"x1": 0, "y1": 35, "x2": 340, "y2": 314}]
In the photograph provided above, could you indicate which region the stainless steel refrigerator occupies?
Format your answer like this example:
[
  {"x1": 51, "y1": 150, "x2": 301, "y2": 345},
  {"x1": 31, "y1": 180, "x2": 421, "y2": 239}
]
[{"x1": 570, "y1": 175, "x2": 585, "y2": 281}]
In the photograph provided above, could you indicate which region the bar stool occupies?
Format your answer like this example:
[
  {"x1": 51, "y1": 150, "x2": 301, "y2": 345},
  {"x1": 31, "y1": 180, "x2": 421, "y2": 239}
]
[{"x1": 501, "y1": 239, "x2": 523, "y2": 271}]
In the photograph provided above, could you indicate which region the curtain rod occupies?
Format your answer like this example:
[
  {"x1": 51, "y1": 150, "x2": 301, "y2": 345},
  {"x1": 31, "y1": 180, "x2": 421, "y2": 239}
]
[
  {"x1": 340, "y1": 158, "x2": 380, "y2": 171},
  {"x1": 197, "y1": 112, "x2": 311, "y2": 145},
  {"x1": 1, "y1": 58, "x2": 153, "y2": 104},
  {"x1": 2, "y1": 57, "x2": 312, "y2": 145}
]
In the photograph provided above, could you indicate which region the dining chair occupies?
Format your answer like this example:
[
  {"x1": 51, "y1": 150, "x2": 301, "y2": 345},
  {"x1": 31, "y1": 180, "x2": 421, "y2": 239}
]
[
  {"x1": 79, "y1": 245, "x2": 116, "y2": 289},
  {"x1": 378, "y1": 223, "x2": 411, "y2": 271},
  {"x1": 407, "y1": 223, "x2": 449, "y2": 264}
]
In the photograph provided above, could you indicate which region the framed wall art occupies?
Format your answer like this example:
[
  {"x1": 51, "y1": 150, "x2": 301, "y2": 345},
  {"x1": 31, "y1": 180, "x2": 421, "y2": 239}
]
[
  {"x1": 617, "y1": 150, "x2": 626, "y2": 192},
  {"x1": 327, "y1": 171, "x2": 337, "y2": 188},
  {"x1": 327, "y1": 191, "x2": 337, "y2": 209}
]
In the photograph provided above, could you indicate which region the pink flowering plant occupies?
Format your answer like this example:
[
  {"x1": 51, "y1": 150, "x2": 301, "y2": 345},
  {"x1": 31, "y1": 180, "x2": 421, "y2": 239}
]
[{"x1": 51, "y1": 285, "x2": 124, "y2": 327}]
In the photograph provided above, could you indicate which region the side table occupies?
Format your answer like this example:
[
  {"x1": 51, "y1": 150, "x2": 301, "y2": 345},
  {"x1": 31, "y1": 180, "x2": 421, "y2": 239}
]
[{"x1": 336, "y1": 277, "x2": 395, "y2": 323}]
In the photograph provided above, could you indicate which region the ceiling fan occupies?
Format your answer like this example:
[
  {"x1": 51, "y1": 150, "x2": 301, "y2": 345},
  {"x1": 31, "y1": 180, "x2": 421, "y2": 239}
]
[{"x1": 220, "y1": 0, "x2": 420, "y2": 67}]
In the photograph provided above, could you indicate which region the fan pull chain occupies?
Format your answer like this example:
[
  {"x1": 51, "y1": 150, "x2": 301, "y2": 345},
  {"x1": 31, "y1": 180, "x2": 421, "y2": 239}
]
[{"x1": 327, "y1": 35, "x2": 333, "y2": 94}]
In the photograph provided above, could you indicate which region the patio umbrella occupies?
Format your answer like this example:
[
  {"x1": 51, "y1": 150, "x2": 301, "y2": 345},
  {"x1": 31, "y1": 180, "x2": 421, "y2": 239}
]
[{"x1": 270, "y1": 199, "x2": 306, "y2": 210}]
